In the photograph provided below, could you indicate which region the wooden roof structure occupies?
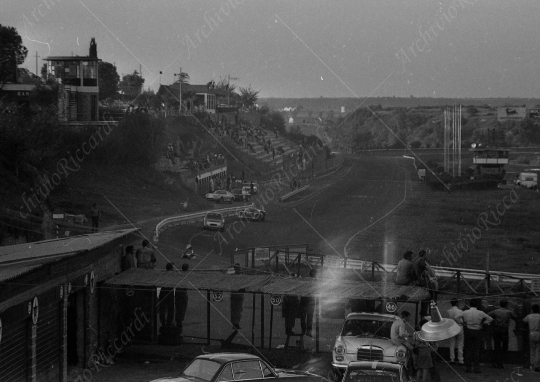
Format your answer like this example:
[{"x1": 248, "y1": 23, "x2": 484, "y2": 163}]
[{"x1": 105, "y1": 268, "x2": 430, "y2": 301}]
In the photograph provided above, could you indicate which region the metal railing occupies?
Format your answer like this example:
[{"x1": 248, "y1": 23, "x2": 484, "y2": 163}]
[
  {"x1": 154, "y1": 204, "x2": 254, "y2": 240},
  {"x1": 278, "y1": 185, "x2": 310, "y2": 202},
  {"x1": 322, "y1": 256, "x2": 540, "y2": 296}
]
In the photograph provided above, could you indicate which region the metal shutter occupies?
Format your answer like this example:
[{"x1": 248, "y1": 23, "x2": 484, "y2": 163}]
[
  {"x1": 36, "y1": 301, "x2": 60, "y2": 382},
  {"x1": 0, "y1": 316, "x2": 27, "y2": 382}
]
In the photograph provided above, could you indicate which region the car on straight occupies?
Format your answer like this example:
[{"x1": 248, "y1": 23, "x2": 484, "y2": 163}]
[
  {"x1": 149, "y1": 352, "x2": 325, "y2": 382},
  {"x1": 332, "y1": 313, "x2": 409, "y2": 377},
  {"x1": 205, "y1": 190, "x2": 234, "y2": 203},
  {"x1": 231, "y1": 188, "x2": 251, "y2": 202},
  {"x1": 238, "y1": 206, "x2": 266, "y2": 222},
  {"x1": 339, "y1": 361, "x2": 406, "y2": 382},
  {"x1": 203, "y1": 212, "x2": 225, "y2": 231}
]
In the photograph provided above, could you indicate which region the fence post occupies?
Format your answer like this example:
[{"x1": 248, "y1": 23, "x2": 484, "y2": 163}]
[{"x1": 456, "y1": 271, "x2": 461, "y2": 298}]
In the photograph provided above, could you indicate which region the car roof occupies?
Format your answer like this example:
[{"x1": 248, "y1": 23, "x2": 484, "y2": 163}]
[
  {"x1": 206, "y1": 212, "x2": 223, "y2": 217},
  {"x1": 195, "y1": 353, "x2": 261, "y2": 364},
  {"x1": 347, "y1": 361, "x2": 401, "y2": 372},
  {"x1": 345, "y1": 312, "x2": 399, "y2": 320}
]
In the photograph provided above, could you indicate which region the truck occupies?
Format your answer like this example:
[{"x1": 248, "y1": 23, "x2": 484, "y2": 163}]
[{"x1": 514, "y1": 172, "x2": 538, "y2": 189}]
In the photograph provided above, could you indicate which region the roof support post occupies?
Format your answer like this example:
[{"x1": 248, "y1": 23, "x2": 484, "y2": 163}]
[
  {"x1": 260, "y1": 294, "x2": 265, "y2": 349},
  {"x1": 207, "y1": 290, "x2": 211, "y2": 345}
]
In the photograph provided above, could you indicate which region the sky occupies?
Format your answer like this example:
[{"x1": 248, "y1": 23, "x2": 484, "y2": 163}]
[{"x1": 3, "y1": 0, "x2": 540, "y2": 99}]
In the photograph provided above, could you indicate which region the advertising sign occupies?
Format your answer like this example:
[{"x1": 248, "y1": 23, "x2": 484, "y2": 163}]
[
  {"x1": 497, "y1": 107, "x2": 526, "y2": 122},
  {"x1": 530, "y1": 109, "x2": 540, "y2": 119}
]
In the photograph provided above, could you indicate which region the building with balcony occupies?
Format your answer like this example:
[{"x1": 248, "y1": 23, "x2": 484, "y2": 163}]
[
  {"x1": 44, "y1": 55, "x2": 100, "y2": 124},
  {"x1": 157, "y1": 82, "x2": 228, "y2": 114}
]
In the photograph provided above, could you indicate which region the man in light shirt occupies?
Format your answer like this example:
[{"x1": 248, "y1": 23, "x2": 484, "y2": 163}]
[
  {"x1": 489, "y1": 300, "x2": 517, "y2": 369},
  {"x1": 524, "y1": 304, "x2": 540, "y2": 372},
  {"x1": 456, "y1": 298, "x2": 493, "y2": 373},
  {"x1": 391, "y1": 311, "x2": 413, "y2": 351},
  {"x1": 447, "y1": 298, "x2": 464, "y2": 365}
]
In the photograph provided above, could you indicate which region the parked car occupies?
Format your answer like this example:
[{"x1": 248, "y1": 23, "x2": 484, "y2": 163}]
[
  {"x1": 149, "y1": 353, "x2": 325, "y2": 382},
  {"x1": 332, "y1": 313, "x2": 409, "y2": 377},
  {"x1": 231, "y1": 188, "x2": 251, "y2": 202},
  {"x1": 514, "y1": 172, "x2": 538, "y2": 189},
  {"x1": 205, "y1": 190, "x2": 234, "y2": 203},
  {"x1": 243, "y1": 181, "x2": 259, "y2": 194},
  {"x1": 238, "y1": 207, "x2": 266, "y2": 222},
  {"x1": 203, "y1": 212, "x2": 225, "y2": 231},
  {"x1": 339, "y1": 361, "x2": 406, "y2": 382}
]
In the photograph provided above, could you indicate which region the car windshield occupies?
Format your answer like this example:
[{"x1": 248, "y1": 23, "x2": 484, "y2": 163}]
[
  {"x1": 206, "y1": 213, "x2": 222, "y2": 219},
  {"x1": 345, "y1": 369, "x2": 400, "y2": 382},
  {"x1": 341, "y1": 319, "x2": 394, "y2": 338},
  {"x1": 183, "y1": 359, "x2": 221, "y2": 381},
  {"x1": 216, "y1": 190, "x2": 226, "y2": 194}
]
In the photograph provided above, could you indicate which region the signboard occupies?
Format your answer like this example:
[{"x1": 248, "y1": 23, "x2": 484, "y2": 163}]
[
  {"x1": 270, "y1": 295, "x2": 282, "y2": 306},
  {"x1": 531, "y1": 279, "x2": 540, "y2": 293},
  {"x1": 385, "y1": 302, "x2": 398, "y2": 313},
  {"x1": 530, "y1": 109, "x2": 540, "y2": 119},
  {"x1": 418, "y1": 168, "x2": 426, "y2": 179},
  {"x1": 497, "y1": 107, "x2": 526, "y2": 122},
  {"x1": 341, "y1": 106, "x2": 345, "y2": 113},
  {"x1": 53, "y1": 214, "x2": 65, "y2": 219},
  {"x1": 212, "y1": 292, "x2": 223, "y2": 302}
]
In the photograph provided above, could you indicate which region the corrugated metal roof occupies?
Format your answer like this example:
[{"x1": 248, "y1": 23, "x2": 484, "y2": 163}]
[
  {"x1": 0, "y1": 228, "x2": 139, "y2": 268},
  {"x1": 0, "y1": 265, "x2": 42, "y2": 283},
  {"x1": 105, "y1": 269, "x2": 430, "y2": 301}
]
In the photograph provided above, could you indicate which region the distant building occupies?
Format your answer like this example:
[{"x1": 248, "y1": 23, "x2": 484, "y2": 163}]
[
  {"x1": 44, "y1": 55, "x2": 100, "y2": 124},
  {"x1": 289, "y1": 117, "x2": 294, "y2": 124},
  {"x1": 157, "y1": 83, "x2": 228, "y2": 114}
]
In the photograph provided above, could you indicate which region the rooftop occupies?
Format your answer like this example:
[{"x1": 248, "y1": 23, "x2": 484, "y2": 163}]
[
  {"x1": 45, "y1": 56, "x2": 100, "y2": 61},
  {"x1": 105, "y1": 268, "x2": 430, "y2": 301},
  {"x1": 0, "y1": 228, "x2": 139, "y2": 282}
]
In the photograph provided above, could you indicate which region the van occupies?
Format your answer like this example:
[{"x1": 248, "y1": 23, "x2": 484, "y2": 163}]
[{"x1": 515, "y1": 172, "x2": 538, "y2": 189}]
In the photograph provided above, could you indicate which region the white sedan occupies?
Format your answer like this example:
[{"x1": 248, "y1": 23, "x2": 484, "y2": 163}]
[{"x1": 205, "y1": 190, "x2": 234, "y2": 203}]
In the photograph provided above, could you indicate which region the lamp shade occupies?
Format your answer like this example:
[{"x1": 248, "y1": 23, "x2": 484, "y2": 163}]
[{"x1": 417, "y1": 301, "x2": 461, "y2": 342}]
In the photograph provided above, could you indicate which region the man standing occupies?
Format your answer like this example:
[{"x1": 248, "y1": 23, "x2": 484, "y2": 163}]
[
  {"x1": 175, "y1": 264, "x2": 190, "y2": 335},
  {"x1": 89, "y1": 203, "x2": 101, "y2": 232},
  {"x1": 447, "y1": 298, "x2": 465, "y2": 365},
  {"x1": 159, "y1": 263, "x2": 175, "y2": 328},
  {"x1": 523, "y1": 304, "x2": 540, "y2": 372},
  {"x1": 136, "y1": 240, "x2": 157, "y2": 269},
  {"x1": 412, "y1": 250, "x2": 427, "y2": 286},
  {"x1": 300, "y1": 270, "x2": 316, "y2": 337},
  {"x1": 395, "y1": 251, "x2": 414, "y2": 285},
  {"x1": 391, "y1": 311, "x2": 414, "y2": 352},
  {"x1": 122, "y1": 245, "x2": 137, "y2": 271},
  {"x1": 457, "y1": 298, "x2": 494, "y2": 373},
  {"x1": 489, "y1": 300, "x2": 517, "y2": 369}
]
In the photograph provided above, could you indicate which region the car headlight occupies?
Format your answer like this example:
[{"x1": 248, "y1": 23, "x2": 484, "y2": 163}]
[
  {"x1": 395, "y1": 348, "x2": 407, "y2": 360},
  {"x1": 334, "y1": 344, "x2": 346, "y2": 355}
]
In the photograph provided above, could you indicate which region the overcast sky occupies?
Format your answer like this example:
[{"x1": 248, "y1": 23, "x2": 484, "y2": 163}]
[{"x1": 3, "y1": 0, "x2": 540, "y2": 98}]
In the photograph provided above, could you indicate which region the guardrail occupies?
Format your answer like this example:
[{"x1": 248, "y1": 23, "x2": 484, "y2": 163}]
[
  {"x1": 278, "y1": 185, "x2": 310, "y2": 202},
  {"x1": 154, "y1": 204, "x2": 254, "y2": 241},
  {"x1": 322, "y1": 256, "x2": 540, "y2": 295}
]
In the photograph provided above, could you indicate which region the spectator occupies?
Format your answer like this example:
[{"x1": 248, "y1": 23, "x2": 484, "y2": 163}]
[
  {"x1": 523, "y1": 304, "x2": 540, "y2": 372},
  {"x1": 489, "y1": 300, "x2": 517, "y2": 369},
  {"x1": 413, "y1": 319, "x2": 435, "y2": 382},
  {"x1": 299, "y1": 270, "x2": 316, "y2": 337},
  {"x1": 390, "y1": 311, "x2": 414, "y2": 352},
  {"x1": 447, "y1": 298, "x2": 465, "y2": 365},
  {"x1": 89, "y1": 203, "x2": 101, "y2": 233},
  {"x1": 175, "y1": 264, "x2": 190, "y2": 335},
  {"x1": 456, "y1": 298, "x2": 493, "y2": 373},
  {"x1": 136, "y1": 240, "x2": 157, "y2": 269},
  {"x1": 183, "y1": 243, "x2": 195, "y2": 259},
  {"x1": 122, "y1": 245, "x2": 137, "y2": 271},
  {"x1": 412, "y1": 250, "x2": 428, "y2": 285},
  {"x1": 159, "y1": 263, "x2": 175, "y2": 328},
  {"x1": 395, "y1": 250, "x2": 414, "y2": 285}
]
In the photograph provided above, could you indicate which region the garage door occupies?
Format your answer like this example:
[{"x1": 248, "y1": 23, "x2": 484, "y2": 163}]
[
  {"x1": 36, "y1": 294, "x2": 60, "y2": 382},
  {"x1": 0, "y1": 309, "x2": 28, "y2": 382}
]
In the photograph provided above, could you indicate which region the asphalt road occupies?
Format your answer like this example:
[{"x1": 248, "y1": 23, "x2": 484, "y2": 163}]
[{"x1": 156, "y1": 155, "x2": 416, "y2": 269}]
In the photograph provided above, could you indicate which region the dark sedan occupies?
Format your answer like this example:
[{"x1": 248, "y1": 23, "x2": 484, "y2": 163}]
[{"x1": 149, "y1": 353, "x2": 325, "y2": 382}]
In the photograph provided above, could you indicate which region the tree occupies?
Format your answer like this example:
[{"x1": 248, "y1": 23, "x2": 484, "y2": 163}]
[
  {"x1": 98, "y1": 62, "x2": 120, "y2": 100},
  {"x1": 467, "y1": 105, "x2": 479, "y2": 117},
  {"x1": 119, "y1": 70, "x2": 144, "y2": 100},
  {"x1": 238, "y1": 85, "x2": 259, "y2": 109},
  {"x1": 0, "y1": 25, "x2": 28, "y2": 87}
]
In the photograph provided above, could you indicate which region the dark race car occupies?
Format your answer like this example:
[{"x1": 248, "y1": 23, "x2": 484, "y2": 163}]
[{"x1": 149, "y1": 352, "x2": 325, "y2": 382}]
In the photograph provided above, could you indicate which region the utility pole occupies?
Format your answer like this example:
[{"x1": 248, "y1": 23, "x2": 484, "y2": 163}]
[{"x1": 35, "y1": 52, "x2": 40, "y2": 77}]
